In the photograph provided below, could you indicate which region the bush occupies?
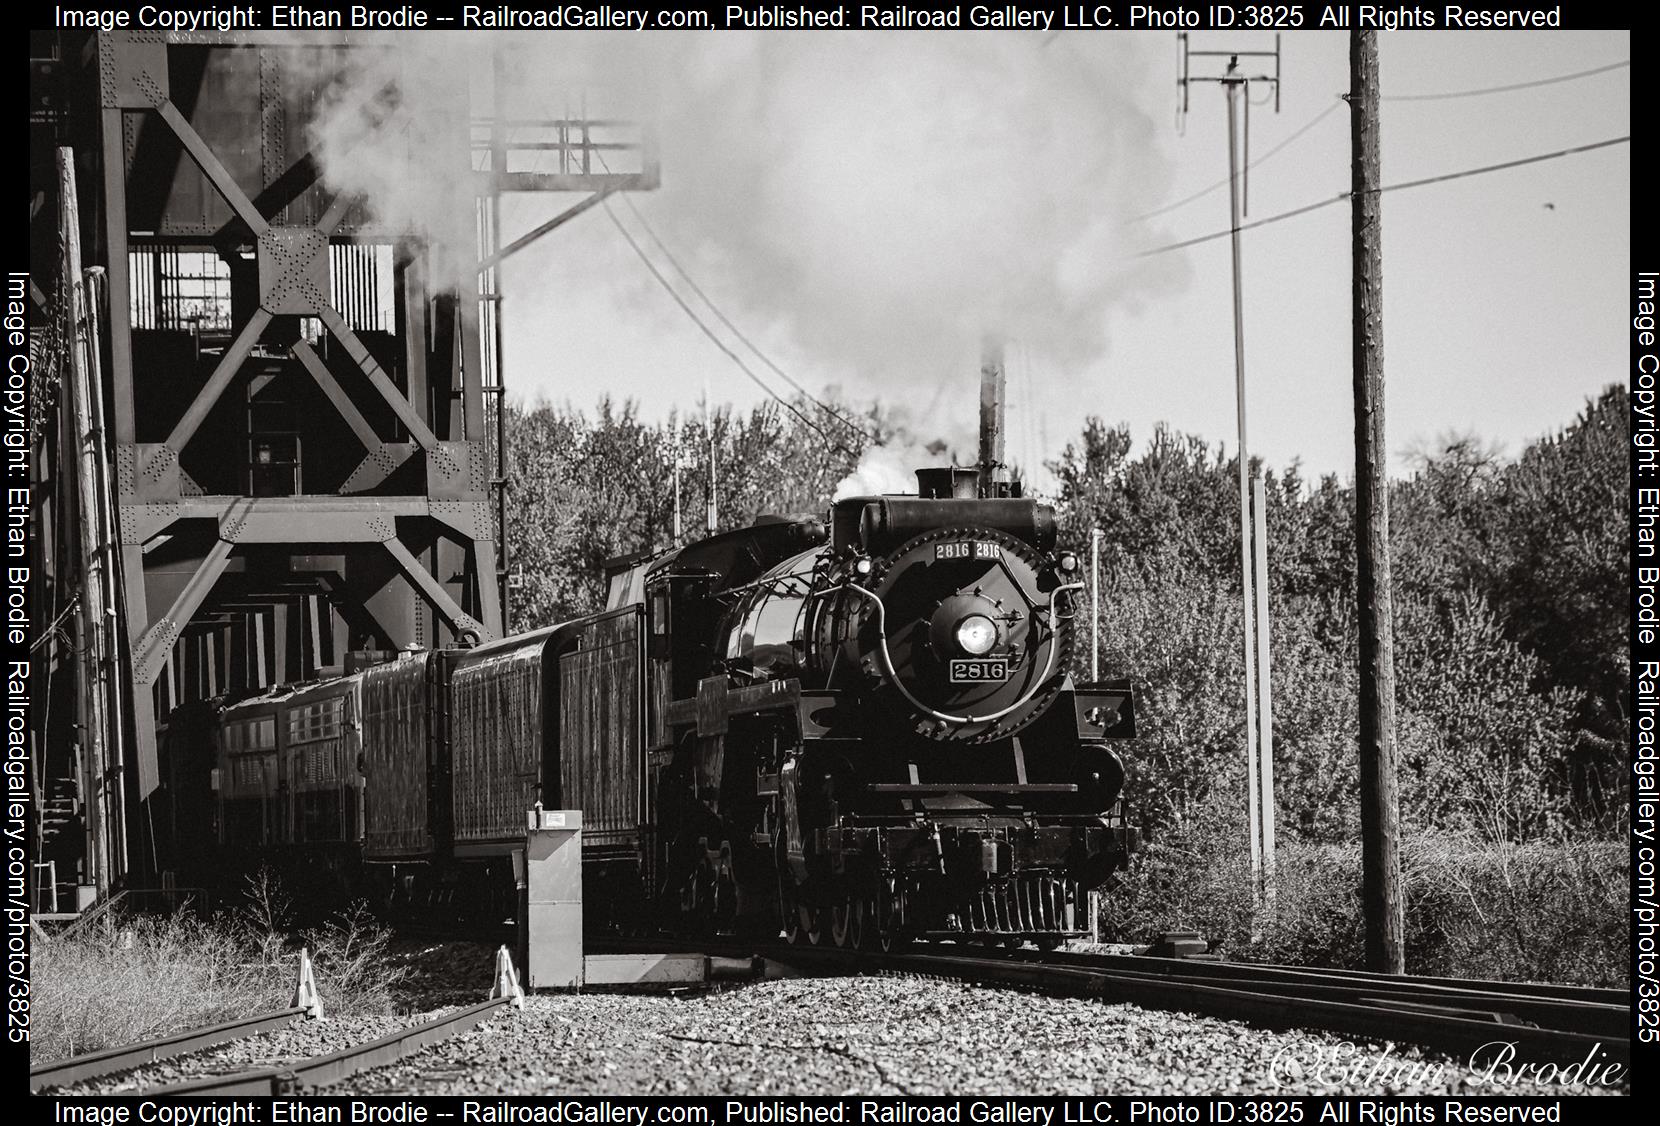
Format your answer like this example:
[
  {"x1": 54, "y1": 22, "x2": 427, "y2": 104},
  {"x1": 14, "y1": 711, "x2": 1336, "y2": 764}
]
[
  {"x1": 33, "y1": 872, "x2": 403, "y2": 1063},
  {"x1": 33, "y1": 909, "x2": 292, "y2": 1062},
  {"x1": 1100, "y1": 820, "x2": 1628, "y2": 988}
]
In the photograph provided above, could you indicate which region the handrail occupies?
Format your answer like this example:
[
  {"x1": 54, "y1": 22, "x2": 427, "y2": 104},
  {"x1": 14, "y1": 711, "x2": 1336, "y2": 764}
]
[
  {"x1": 53, "y1": 890, "x2": 129, "y2": 941},
  {"x1": 833, "y1": 581, "x2": 1084, "y2": 727}
]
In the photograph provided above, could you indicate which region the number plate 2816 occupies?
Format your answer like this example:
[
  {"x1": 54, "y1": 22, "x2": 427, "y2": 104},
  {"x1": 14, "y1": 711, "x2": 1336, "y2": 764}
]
[
  {"x1": 934, "y1": 541, "x2": 1001, "y2": 560},
  {"x1": 949, "y1": 659, "x2": 1009, "y2": 683}
]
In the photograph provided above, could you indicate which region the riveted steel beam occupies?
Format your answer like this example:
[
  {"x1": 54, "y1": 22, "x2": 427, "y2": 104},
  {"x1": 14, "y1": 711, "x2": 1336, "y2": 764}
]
[
  {"x1": 291, "y1": 340, "x2": 380, "y2": 452},
  {"x1": 219, "y1": 502, "x2": 400, "y2": 545},
  {"x1": 132, "y1": 539, "x2": 235, "y2": 688},
  {"x1": 154, "y1": 99, "x2": 269, "y2": 238},
  {"x1": 316, "y1": 306, "x2": 440, "y2": 451},
  {"x1": 341, "y1": 444, "x2": 419, "y2": 493},
  {"x1": 475, "y1": 189, "x2": 615, "y2": 274},
  {"x1": 158, "y1": 308, "x2": 272, "y2": 458},
  {"x1": 382, "y1": 536, "x2": 490, "y2": 642}
]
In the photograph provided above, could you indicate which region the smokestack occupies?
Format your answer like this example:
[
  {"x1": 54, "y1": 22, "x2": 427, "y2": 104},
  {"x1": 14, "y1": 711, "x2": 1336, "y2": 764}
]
[{"x1": 978, "y1": 336, "x2": 1007, "y2": 498}]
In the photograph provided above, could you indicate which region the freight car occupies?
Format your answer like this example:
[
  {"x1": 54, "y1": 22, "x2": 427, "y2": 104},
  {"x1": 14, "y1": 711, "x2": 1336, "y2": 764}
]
[{"x1": 181, "y1": 462, "x2": 1137, "y2": 948}]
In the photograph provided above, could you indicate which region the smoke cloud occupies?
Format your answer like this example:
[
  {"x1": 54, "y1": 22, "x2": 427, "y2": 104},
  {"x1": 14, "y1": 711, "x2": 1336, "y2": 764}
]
[{"x1": 297, "y1": 33, "x2": 1184, "y2": 443}]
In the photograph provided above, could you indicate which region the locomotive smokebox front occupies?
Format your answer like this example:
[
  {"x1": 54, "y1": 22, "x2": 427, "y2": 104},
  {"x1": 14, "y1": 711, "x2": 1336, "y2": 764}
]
[{"x1": 811, "y1": 486, "x2": 1082, "y2": 743}]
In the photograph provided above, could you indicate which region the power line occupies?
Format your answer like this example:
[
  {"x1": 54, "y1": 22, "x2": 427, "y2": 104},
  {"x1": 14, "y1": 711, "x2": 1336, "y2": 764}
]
[
  {"x1": 1137, "y1": 134, "x2": 1629, "y2": 257},
  {"x1": 1381, "y1": 59, "x2": 1629, "y2": 102},
  {"x1": 524, "y1": 91, "x2": 859, "y2": 453},
  {"x1": 1136, "y1": 58, "x2": 1627, "y2": 224},
  {"x1": 593, "y1": 149, "x2": 874, "y2": 444},
  {"x1": 599, "y1": 200, "x2": 852, "y2": 454},
  {"x1": 1134, "y1": 99, "x2": 1344, "y2": 223},
  {"x1": 611, "y1": 190, "x2": 877, "y2": 443}
]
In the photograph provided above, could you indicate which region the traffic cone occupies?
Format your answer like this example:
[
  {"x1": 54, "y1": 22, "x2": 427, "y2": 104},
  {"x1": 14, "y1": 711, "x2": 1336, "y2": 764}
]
[
  {"x1": 488, "y1": 945, "x2": 524, "y2": 1009},
  {"x1": 292, "y1": 947, "x2": 324, "y2": 1019}
]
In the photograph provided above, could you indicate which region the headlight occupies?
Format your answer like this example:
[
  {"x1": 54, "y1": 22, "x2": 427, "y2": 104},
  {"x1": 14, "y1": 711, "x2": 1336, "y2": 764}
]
[
  {"x1": 853, "y1": 557, "x2": 873, "y2": 576},
  {"x1": 954, "y1": 614, "x2": 997, "y2": 655},
  {"x1": 1057, "y1": 552, "x2": 1079, "y2": 574}
]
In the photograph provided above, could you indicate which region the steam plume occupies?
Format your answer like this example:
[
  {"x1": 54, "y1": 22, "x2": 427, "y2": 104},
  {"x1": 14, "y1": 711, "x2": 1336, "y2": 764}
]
[{"x1": 298, "y1": 33, "x2": 1184, "y2": 433}]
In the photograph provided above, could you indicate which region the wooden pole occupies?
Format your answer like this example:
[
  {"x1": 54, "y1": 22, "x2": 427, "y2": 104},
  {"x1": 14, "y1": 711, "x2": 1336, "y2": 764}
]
[
  {"x1": 705, "y1": 376, "x2": 716, "y2": 536},
  {"x1": 672, "y1": 417, "x2": 682, "y2": 544},
  {"x1": 1350, "y1": 30, "x2": 1404, "y2": 974},
  {"x1": 83, "y1": 267, "x2": 128, "y2": 878},
  {"x1": 59, "y1": 147, "x2": 113, "y2": 897}
]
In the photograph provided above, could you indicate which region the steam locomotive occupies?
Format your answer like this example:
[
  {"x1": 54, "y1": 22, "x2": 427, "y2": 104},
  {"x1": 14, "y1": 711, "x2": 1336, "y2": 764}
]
[{"x1": 171, "y1": 464, "x2": 1137, "y2": 948}]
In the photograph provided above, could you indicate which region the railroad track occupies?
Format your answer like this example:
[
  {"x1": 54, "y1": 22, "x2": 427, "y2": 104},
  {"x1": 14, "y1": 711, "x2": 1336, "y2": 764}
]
[
  {"x1": 136, "y1": 998, "x2": 515, "y2": 1096},
  {"x1": 30, "y1": 1007, "x2": 309, "y2": 1092},
  {"x1": 984, "y1": 945, "x2": 1627, "y2": 1038},
  {"x1": 594, "y1": 936, "x2": 1630, "y2": 1066},
  {"x1": 32, "y1": 1001, "x2": 516, "y2": 1096}
]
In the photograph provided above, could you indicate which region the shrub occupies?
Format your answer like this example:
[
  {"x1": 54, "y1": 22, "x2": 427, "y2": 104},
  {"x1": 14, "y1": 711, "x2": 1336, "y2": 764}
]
[
  {"x1": 33, "y1": 909, "x2": 293, "y2": 1062},
  {"x1": 1100, "y1": 819, "x2": 1627, "y2": 988},
  {"x1": 33, "y1": 873, "x2": 403, "y2": 1063}
]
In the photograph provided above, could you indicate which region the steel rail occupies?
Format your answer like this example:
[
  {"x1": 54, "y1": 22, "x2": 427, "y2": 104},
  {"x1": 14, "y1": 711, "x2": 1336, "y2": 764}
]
[
  {"x1": 981, "y1": 951, "x2": 1626, "y2": 1039},
  {"x1": 968, "y1": 946, "x2": 1628, "y2": 1034},
  {"x1": 30, "y1": 1007, "x2": 307, "y2": 1092},
  {"x1": 138, "y1": 998, "x2": 512, "y2": 1096},
  {"x1": 594, "y1": 937, "x2": 1629, "y2": 1065},
  {"x1": 1031, "y1": 946, "x2": 1625, "y2": 1005},
  {"x1": 870, "y1": 949, "x2": 1629, "y2": 1065}
]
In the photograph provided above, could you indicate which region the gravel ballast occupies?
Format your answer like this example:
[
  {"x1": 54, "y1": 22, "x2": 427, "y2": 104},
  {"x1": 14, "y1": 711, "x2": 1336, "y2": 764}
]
[{"x1": 326, "y1": 976, "x2": 1623, "y2": 1097}]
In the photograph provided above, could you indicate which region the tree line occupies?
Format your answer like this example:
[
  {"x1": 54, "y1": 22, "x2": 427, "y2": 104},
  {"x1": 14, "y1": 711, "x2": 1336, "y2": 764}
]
[{"x1": 501, "y1": 384, "x2": 1629, "y2": 842}]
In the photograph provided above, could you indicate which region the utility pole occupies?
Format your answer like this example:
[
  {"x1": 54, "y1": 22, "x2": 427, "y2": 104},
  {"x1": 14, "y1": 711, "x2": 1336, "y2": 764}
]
[
  {"x1": 1252, "y1": 474, "x2": 1275, "y2": 908},
  {"x1": 671, "y1": 415, "x2": 683, "y2": 544},
  {"x1": 1178, "y1": 36, "x2": 1281, "y2": 918},
  {"x1": 487, "y1": 45, "x2": 512, "y2": 627},
  {"x1": 84, "y1": 266, "x2": 129, "y2": 879},
  {"x1": 1350, "y1": 29, "x2": 1404, "y2": 974},
  {"x1": 59, "y1": 148, "x2": 115, "y2": 896},
  {"x1": 1223, "y1": 59, "x2": 1262, "y2": 909},
  {"x1": 705, "y1": 376, "x2": 717, "y2": 536}
]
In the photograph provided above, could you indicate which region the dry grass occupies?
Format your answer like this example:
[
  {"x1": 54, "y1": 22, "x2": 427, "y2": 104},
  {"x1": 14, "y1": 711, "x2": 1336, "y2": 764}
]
[
  {"x1": 33, "y1": 870, "x2": 404, "y2": 1062},
  {"x1": 1101, "y1": 830, "x2": 1629, "y2": 988}
]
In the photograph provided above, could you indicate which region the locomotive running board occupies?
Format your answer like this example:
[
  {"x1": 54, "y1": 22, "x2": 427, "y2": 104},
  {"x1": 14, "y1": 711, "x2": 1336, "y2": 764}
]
[{"x1": 666, "y1": 677, "x2": 802, "y2": 736}]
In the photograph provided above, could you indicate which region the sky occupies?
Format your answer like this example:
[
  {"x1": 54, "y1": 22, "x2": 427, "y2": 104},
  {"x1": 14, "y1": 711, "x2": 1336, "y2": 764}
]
[{"x1": 483, "y1": 29, "x2": 1631, "y2": 491}]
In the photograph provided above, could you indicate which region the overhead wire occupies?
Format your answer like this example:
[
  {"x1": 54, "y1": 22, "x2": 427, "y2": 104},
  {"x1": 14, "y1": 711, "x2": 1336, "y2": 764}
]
[
  {"x1": 598, "y1": 199, "x2": 852, "y2": 454},
  {"x1": 1380, "y1": 59, "x2": 1629, "y2": 102},
  {"x1": 592, "y1": 147, "x2": 875, "y2": 446},
  {"x1": 610, "y1": 189, "x2": 877, "y2": 444},
  {"x1": 1137, "y1": 57, "x2": 1628, "y2": 224},
  {"x1": 513, "y1": 89, "x2": 857, "y2": 455},
  {"x1": 1137, "y1": 134, "x2": 1629, "y2": 258},
  {"x1": 1134, "y1": 99, "x2": 1344, "y2": 223}
]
